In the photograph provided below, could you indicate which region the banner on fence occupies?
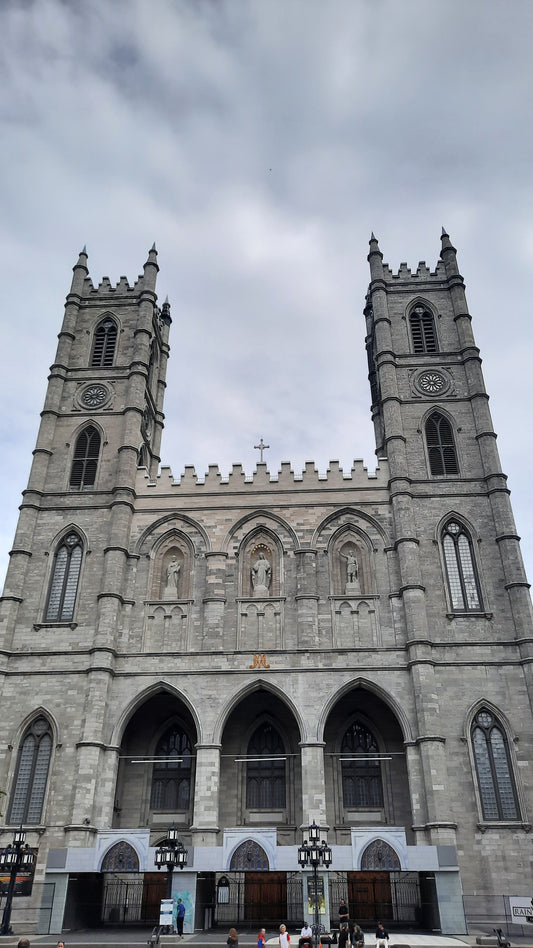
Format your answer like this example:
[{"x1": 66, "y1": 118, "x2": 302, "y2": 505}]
[{"x1": 509, "y1": 897, "x2": 533, "y2": 922}]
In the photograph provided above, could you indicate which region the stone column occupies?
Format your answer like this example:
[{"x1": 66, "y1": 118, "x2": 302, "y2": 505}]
[
  {"x1": 299, "y1": 742, "x2": 327, "y2": 826},
  {"x1": 295, "y1": 550, "x2": 319, "y2": 648},
  {"x1": 203, "y1": 553, "x2": 227, "y2": 649},
  {"x1": 191, "y1": 743, "x2": 221, "y2": 846}
]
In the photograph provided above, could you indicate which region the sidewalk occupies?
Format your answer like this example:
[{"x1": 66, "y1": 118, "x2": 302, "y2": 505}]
[{"x1": 2, "y1": 932, "x2": 533, "y2": 948}]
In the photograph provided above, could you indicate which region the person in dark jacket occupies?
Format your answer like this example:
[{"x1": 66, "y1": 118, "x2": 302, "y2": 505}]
[{"x1": 375, "y1": 923, "x2": 389, "y2": 948}]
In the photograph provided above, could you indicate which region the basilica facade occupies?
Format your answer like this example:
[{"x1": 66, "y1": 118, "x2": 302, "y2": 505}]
[{"x1": 1, "y1": 234, "x2": 532, "y2": 936}]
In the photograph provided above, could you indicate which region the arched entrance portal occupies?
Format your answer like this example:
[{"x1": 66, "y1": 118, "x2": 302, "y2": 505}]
[{"x1": 323, "y1": 687, "x2": 422, "y2": 927}]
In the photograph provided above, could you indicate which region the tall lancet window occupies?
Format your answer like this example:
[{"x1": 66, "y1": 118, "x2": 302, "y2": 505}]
[
  {"x1": 426, "y1": 412, "x2": 458, "y2": 475},
  {"x1": 409, "y1": 305, "x2": 438, "y2": 353},
  {"x1": 8, "y1": 716, "x2": 52, "y2": 824},
  {"x1": 471, "y1": 709, "x2": 519, "y2": 820},
  {"x1": 246, "y1": 723, "x2": 286, "y2": 809},
  {"x1": 70, "y1": 426, "x2": 101, "y2": 489},
  {"x1": 442, "y1": 520, "x2": 481, "y2": 611},
  {"x1": 45, "y1": 532, "x2": 83, "y2": 622},
  {"x1": 91, "y1": 317, "x2": 117, "y2": 367}
]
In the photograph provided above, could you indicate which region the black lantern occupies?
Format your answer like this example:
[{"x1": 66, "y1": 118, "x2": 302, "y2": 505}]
[
  {"x1": 298, "y1": 823, "x2": 332, "y2": 948},
  {"x1": 0, "y1": 828, "x2": 36, "y2": 935},
  {"x1": 154, "y1": 827, "x2": 188, "y2": 899}
]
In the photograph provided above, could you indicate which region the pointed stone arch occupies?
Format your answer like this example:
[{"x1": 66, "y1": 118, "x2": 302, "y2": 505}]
[
  {"x1": 100, "y1": 840, "x2": 140, "y2": 872},
  {"x1": 360, "y1": 838, "x2": 401, "y2": 870}
]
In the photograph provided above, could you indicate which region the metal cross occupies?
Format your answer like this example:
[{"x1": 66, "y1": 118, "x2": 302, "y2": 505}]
[{"x1": 254, "y1": 437, "x2": 270, "y2": 462}]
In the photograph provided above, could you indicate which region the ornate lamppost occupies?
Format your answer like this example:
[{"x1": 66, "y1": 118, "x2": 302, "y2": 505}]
[
  {"x1": 298, "y1": 821, "x2": 332, "y2": 948},
  {"x1": 154, "y1": 827, "x2": 188, "y2": 899},
  {"x1": 0, "y1": 828, "x2": 35, "y2": 936}
]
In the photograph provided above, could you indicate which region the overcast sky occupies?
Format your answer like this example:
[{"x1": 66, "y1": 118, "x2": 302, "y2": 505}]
[{"x1": 1, "y1": 0, "x2": 532, "y2": 588}]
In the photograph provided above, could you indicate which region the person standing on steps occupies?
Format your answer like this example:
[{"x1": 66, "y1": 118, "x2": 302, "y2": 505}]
[{"x1": 176, "y1": 898, "x2": 185, "y2": 937}]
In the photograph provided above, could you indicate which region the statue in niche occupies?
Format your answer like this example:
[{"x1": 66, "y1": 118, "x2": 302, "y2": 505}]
[
  {"x1": 251, "y1": 549, "x2": 271, "y2": 597},
  {"x1": 163, "y1": 555, "x2": 181, "y2": 599},
  {"x1": 341, "y1": 547, "x2": 361, "y2": 594}
]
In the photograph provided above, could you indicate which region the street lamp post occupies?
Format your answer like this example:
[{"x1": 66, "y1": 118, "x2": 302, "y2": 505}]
[
  {"x1": 0, "y1": 828, "x2": 35, "y2": 936},
  {"x1": 298, "y1": 822, "x2": 332, "y2": 948},
  {"x1": 154, "y1": 827, "x2": 188, "y2": 899}
]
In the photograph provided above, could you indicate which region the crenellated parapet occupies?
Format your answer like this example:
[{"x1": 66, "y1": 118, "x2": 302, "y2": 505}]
[
  {"x1": 381, "y1": 258, "x2": 447, "y2": 283},
  {"x1": 138, "y1": 457, "x2": 389, "y2": 493},
  {"x1": 79, "y1": 272, "x2": 150, "y2": 299}
]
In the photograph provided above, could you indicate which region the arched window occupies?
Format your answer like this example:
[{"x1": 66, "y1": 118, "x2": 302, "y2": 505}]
[
  {"x1": 91, "y1": 318, "x2": 117, "y2": 367},
  {"x1": 229, "y1": 840, "x2": 269, "y2": 871},
  {"x1": 246, "y1": 723, "x2": 286, "y2": 809},
  {"x1": 442, "y1": 520, "x2": 481, "y2": 611},
  {"x1": 341, "y1": 721, "x2": 383, "y2": 808},
  {"x1": 360, "y1": 839, "x2": 401, "y2": 870},
  {"x1": 150, "y1": 725, "x2": 193, "y2": 811},
  {"x1": 101, "y1": 841, "x2": 140, "y2": 872},
  {"x1": 70, "y1": 426, "x2": 101, "y2": 489},
  {"x1": 471, "y1": 709, "x2": 519, "y2": 820},
  {"x1": 45, "y1": 532, "x2": 83, "y2": 622},
  {"x1": 409, "y1": 305, "x2": 438, "y2": 353},
  {"x1": 8, "y1": 716, "x2": 52, "y2": 824},
  {"x1": 426, "y1": 412, "x2": 458, "y2": 475}
]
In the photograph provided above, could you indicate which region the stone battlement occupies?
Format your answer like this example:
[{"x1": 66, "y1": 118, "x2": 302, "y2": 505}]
[
  {"x1": 382, "y1": 258, "x2": 447, "y2": 282},
  {"x1": 139, "y1": 458, "x2": 389, "y2": 492},
  {"x1": 80, "y1": 273, "x2": 146, "y2": 298}
]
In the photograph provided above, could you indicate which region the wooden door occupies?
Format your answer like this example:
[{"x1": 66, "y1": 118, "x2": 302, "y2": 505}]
[
  {"x1": 244, "y1": 871, "x2": 287, "y2": 926},
  {"x1": 348, "y1": 872, "x2": 392, "y2": 924}
]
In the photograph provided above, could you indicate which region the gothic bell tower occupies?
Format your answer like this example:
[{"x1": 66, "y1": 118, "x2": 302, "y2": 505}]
[{"x1": 1, "y1": 246, "x2": 171, "y2": 651}]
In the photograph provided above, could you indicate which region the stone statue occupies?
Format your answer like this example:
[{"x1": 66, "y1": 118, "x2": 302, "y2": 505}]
[
  {"x1": 164, "y1": 555, "x2": 180, "y2": 598},
  {"x1": 341, "y1": 549, "x2": 360, "y2": 593},
  {"x1": 251, "y1": 550, "x2": 271, "y2": 597}
]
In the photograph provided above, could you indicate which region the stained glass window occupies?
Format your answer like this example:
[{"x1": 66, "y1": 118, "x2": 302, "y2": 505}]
[
  {"x1": 341, "y1": 722, "x2": 383, "y2": 808},
  {"x1": 246, "y1": 723, "x2": 286, "y2": 809},
  {"x1": 8, "y1": 717, "x2": 52, "y2": 824},
  {"x1": 45, "y1": 532, "x2": 83, "y2": 622},
  {"x1": 472, "y1": 709, "x2": 519, "y2": 821},
  {"x1": 150, "y1": 726, "x2": 193, "y2": 810},
  {"x1": 442, "y1": 520, "x2": 481, "y2": 611}
]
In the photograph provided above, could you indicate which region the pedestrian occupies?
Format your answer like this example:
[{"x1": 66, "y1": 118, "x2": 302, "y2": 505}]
[
  {"x1": 279, "y1": 924, "x2": 290, "y2": 948},
  {"x1": 351, "y1": 922, "x2": 364, "y2": 948},
  {"x1": 228, "y1": 928, "x2": 239, "y2": 948},
  {"x1": 176, "y1": 898, "x2": 185, "y2": 937},
  {"x1": 57, "y1": 942, "x2": 66, "y2": 948},
  {"x1": 338, "y1": 900, "x2": 349, "y2": 928},
  {"x1": 258, "y1": 929, "x2": 267, "y2": 948},
  {"x1": 17, "y1": 941, "x2": 30, "y2": 948},
  {"x1": 375, "y1": 923, "x2": 389, "y2": 948},
  {"x1": 299, "y1": 922, "x2": 313, "y2": 948},
  {"x1": 338, "y1": 924, "x2": 350, "y2": 948}
]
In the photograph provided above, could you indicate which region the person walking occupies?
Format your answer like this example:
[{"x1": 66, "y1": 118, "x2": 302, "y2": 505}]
[
  {"x1": 375, "y1": 923, "x2": 389, "y2": 948},
  {"x1": 258, "y1": 929, "x2": 267, "y2": 948}
]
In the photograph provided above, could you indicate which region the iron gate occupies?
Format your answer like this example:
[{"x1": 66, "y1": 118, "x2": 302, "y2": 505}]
[
  {"x1": 102, "y1": 875, "x2": 164, "y2": 926},
  {"x1": 215, "y1": 872, "x2": 303, "y2": 929},
  {"x1": 329, "y1": 872, "x2": 422, "y2": 927}
]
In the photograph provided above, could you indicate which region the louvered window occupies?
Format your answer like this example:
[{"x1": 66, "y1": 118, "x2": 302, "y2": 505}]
[
  {"x1": 8, "y1": 717, "x2": 52, "y2": 824},
  {"x1": 442, "y1": 520, "x2": 481, "y2": 611},
  {"x1": 70, "y1": 426, "x2": 101, "y2": 489},
  {"x1": 45, "y1": 532, "x2": 83, "y2": 621},
  {"x1": 426, "y1": 412, "x2": 458, "y2": 475},
  {"x1": 246, "y1": 723, "x2": 286, "y2": 809},
  {"x1": 341, "y1": 722, "x2": 383, "y2": 808},
  {"x1": 410, "y1": 306, "x2": 438, "y2": 353},
  {"x1": 91, "y1": 318, "x2": 117, "y2": 367},
  {"x1": 472, "y1": 709, "x2": 519, "y2": 820},
  {"x1": 150, "y1": 726, "x2": 193, "y2": 810}
]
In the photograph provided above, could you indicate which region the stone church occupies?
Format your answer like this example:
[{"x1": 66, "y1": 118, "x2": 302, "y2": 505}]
[{"x1": 1, "y1": 233, "x2": 532, "y2": 936}]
